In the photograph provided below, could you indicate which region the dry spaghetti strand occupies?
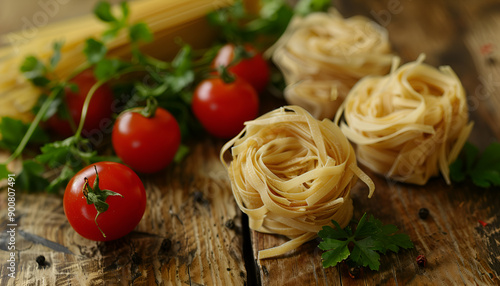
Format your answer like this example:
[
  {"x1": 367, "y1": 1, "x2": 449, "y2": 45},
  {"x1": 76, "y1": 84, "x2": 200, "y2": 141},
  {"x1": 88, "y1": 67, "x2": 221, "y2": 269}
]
[
  {"x1": 220, "y1": 105, "x2": 374, "y2": 259},
  {"x1": 0, "y1": 0, "x2": 234, "y2": 122}
]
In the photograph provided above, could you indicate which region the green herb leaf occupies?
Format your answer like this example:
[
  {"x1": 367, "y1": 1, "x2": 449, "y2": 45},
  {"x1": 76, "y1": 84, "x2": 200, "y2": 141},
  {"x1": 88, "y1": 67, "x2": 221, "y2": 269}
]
[
  {"x1": 94, "y1": 58, "x2": 129, "y2": 81},
  {"x1": 36, "y1": 137, "x2": 76, "y2": 168},
  {"x1": 0, "y1": 164, "x2": 9, "y2": 180},
  {"x1": 351, "y1": 237, "x2": 381, "y2": 270},
  {"x1": 318, "y1": 213, "x2": 414, "y2": 271},
  {"x1": 120, "y1": 1, "x2": 130, "y2": 21},
  {"x1": 84, "y1": 38, "x2": 107, "y2": 64},
  {"x1": 17, "y1": 160, "x2": 49, "y2": 192},
  {"x1": 34, "y1": 136, "x2": 99, "y2": 192},
  {"x1": 49, "y1": 41, "x2": 64, "y2": 69},
  {"x1": 46, "y1": 165, "x2": 75, "y2": 193},
  {"x1": 294, "y1": 0, "x2": 331, "y2": 16},
  {"x1": 450, "y1": 141, "x2": 500, "y2": 188},
  {"x1": 94, "y1": 1, "x2": 117, "y2": 23},
  {"x1": 20, "y1": 56, "x2": 50, "y2": 87},
  {"x1": 0, "y1": 117, "x2": 49, "y2": 152},
  {"x1": 102, "y1": 25, "x2": 122, "y2": 42},
  {"x1": 207, "y1": 0, "x2": 294, "y2": 44},
  {"x1": 129, "y1": 22, "x2": 153, "y2": 43},
  {"x1": 320, "y1": 239, "x2": 350, "y2": 268}
]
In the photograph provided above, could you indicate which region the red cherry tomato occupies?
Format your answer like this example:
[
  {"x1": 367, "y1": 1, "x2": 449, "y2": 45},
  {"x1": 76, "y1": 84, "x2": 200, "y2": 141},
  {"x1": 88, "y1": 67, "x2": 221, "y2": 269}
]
[
  {"x1": 112, "y1": 107, "x2": 181, "y2": 173},
  {"x1": 192, "y1": 77, "x2": 259, "y2": 139},
  {"x1": 47, "y1": 70, "x2": 114, "y2": 138},
  {"x1": 212, "y1": 43, "x2": 270, "y2": 93},
  {"x1": 63, "y1": 162, "x2": 146, "y2": 241}
]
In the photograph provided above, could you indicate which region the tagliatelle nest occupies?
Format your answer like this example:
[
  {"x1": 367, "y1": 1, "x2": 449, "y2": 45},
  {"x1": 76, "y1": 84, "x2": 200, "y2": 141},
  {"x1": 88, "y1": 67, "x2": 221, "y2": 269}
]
[
  {"x1": 335, "y1": 55, "x2": 474, "y2": 185},
  {"x1": 220, "y1": 105, "x2": 374, "y2": 259},
  {"x1": 269, "y1": 8, "x2": 394, "y2": 120}
]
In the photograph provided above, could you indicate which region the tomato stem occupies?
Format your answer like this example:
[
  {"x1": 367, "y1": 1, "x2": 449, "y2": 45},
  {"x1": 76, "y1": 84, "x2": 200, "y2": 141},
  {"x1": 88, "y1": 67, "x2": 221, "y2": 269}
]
[
  {"x1": 217, "y1": 66, "x2": 236, "y2": 84},
  {"x1": 74, "y1": 66, "x2": 143, "y2": 139},
  {"x1": 232, "y1": 44, "x2": 254, "y2": 65},
  {"x1": 140, "y1": 97, "x2": 159, "y2": 118},
  {"x1": 82, "y1": 165, "x2": 124, "y2": 238},
  {"x1": 74, "y1": 80, "x2": 107, "y2": 139}
]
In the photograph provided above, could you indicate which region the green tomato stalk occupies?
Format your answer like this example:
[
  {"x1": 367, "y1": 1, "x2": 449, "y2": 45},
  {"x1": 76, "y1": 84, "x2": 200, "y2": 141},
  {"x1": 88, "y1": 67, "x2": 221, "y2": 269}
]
[{"x1": 82, "y1": 165, "x2": 123, "y2": 238}]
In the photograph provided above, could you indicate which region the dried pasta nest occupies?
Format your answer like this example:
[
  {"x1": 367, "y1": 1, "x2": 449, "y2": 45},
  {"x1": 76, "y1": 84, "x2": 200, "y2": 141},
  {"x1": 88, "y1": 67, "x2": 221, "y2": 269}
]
[
  {"x1": 335, "y1": 55, "x2": 474, "y2": 185},
  {"x1": 269, "y1": 8, "x2": 394, "y2": 120},
  {"x1": 283, "y1": 79, "x2": 351, "y2": 120},
  {"x1": 220, "y1": 105, "x2": 374, "y2": 259}
]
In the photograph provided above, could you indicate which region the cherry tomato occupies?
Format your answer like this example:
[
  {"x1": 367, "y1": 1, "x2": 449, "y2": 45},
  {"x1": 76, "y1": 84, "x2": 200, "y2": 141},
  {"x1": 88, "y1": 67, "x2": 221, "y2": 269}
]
[
  {"x1": 63, "y1": 162, "x2": 146, "y2": 241},
  {"x1": 47, "y1": 69, "x2": 114, "y2": 138},
  {"x1": 192, "y1": 76, "x2": 259, "y2": 139},
  {"x1": 112, "y1": 107, "x2": 181, "y2": 173},
  {"x1": 212, "y1": 43, "x2": 270, "y2": 93}
]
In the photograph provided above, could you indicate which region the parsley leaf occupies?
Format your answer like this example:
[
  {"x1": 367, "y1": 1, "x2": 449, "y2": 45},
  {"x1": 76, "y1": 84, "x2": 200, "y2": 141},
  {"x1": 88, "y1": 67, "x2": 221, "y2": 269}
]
[
  {"x1": 0, "y1": 117, "x2": 49, "y2": 152},
  {"x1": 129, "y1": 22, "x2": 153, "y2": 43},
  {"x1": 450, "y1": 141, "x2": 500, "y2": 188},
  {"x1": 0, "y1": 164, "x2": 8, "y2": 179},
  {"x1": 84, "y1": 38, "x2": 107, "y2": 64},
  {"x1": 93, "y1": 1, "x2": 117, "y2": 23},
  {"x1": 49, "y1": 41, "x2": 63, "y2": 69},
  {"x1": 318, "y1": 213, "x2": 414, "y2": 271},
  {"x1": 94, "y1": 58, "x2": 130, "y2": 81},
  {"x1": 20, "y1": 56, "x2": 51, "y2": 87},
  {"x1": 294, "y1": 0, "x2": 331, "y2": 16},
  {"x1": 17, "y1": 160, "x2": 49, "y2": 192}
]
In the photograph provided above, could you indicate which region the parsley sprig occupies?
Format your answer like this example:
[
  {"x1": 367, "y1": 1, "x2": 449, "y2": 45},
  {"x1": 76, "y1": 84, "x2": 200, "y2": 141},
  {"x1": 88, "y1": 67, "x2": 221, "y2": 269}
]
[
  {"x1": 0, "y1": 1, "x2": 160, "y2": 192},
  {"x1": 450, "y1": 141, "x2": 500, "y2": 188},
  {"x1": 318, "y1": 213, "x2": 414, "y2": 271},
  {"x1": 0, "y1": 0, "x2": 332, "y2": 192},
  {"x1": 207, "y1": 0, "x2": 331, "y2": 45}
]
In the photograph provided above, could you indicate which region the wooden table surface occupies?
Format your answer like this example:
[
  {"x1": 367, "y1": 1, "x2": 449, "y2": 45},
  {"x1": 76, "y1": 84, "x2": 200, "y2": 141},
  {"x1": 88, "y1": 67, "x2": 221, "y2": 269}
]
[{"x1": 2, "y1": 0, "x2": 500, "y2": 285}]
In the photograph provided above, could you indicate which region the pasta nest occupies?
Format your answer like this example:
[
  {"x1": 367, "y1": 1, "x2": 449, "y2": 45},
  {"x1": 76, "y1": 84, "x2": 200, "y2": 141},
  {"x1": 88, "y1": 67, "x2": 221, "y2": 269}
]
[
  {"x1": 336, "y1": 55, "x2": 474, "y2": 185},
  {"x1": 220, "y1": 105, "x2": 374, "y2": 259},
  {"x1": 269, "y1": 8, "x2": 394, "y2": 120}
]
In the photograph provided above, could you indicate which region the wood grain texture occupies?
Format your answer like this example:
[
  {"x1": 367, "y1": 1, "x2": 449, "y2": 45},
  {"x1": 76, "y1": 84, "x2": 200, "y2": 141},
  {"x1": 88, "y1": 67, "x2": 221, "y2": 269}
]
[
  {"x1": 252, "y1": 0, "x2": 500, "y2": 285},
  {"x1": 2, "y1": 0, "x2": 500, "y2": 285},
  {"x1": 0, "y1": 140, "x2": 246, "y2": 285}
]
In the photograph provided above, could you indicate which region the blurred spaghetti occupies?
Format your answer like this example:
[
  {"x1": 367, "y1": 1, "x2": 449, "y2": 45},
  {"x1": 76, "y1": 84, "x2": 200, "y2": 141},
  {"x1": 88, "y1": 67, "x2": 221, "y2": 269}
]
[{"x1": 0, "y1": 0, "x2": 234, "y2": 122}]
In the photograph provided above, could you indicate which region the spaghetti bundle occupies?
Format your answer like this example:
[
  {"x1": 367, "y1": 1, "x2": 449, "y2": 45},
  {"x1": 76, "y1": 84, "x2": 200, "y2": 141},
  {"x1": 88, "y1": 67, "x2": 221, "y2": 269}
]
[
  {"x1": 336, "y1": 55, "x2": 473, "y2": 185},
  {"x1": 220, "y1": 105, "x2": 375, "y2": 259},
  {"x1": 0, "y1": 0, "x2": 234, "y2": 122},
  {"x1": 269, "y1": 8, "x2": 394, "y2": 120}
]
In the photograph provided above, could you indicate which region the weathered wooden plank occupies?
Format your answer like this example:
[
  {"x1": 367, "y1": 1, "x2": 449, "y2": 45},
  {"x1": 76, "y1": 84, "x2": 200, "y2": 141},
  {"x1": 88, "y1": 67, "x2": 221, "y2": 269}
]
[
  {"x1": 252, "y1": 0, "x2": 500, "y2": 285},
  {"x1": 2, "y1": 0, "x2": 500, "y2": 285},
  {"x1": 253, "y1": 169, "x2": 500, "y2": 285},
  {"x1": 0, "y1": 139, "x2": 246, "y2": 285}
]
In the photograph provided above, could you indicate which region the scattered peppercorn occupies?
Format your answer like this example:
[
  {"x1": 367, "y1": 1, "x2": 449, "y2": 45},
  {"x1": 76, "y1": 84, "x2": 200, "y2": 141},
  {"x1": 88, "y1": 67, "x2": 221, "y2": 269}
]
[
  {"x1": 416, "y1": 255, "x2": 427, "y2": 267},
  {"x1": 159, "y1": 238, "x2": 172, "y2": 255},
  {"x1": 131, "y1": 253, "x2": 142, "y2": 265},
  {"x1": 487, "y1": 56, "x2": 496, "y2": 66},
  {"x1": 225, "y1": 219, "x2": 235, "y2": 229},
  {"x1": 418, "y1": 208, "x2": 429, "y2": 220},
  {"x1": 348, "y1": 266, "x2": 361, "y2": 279},
  {"x1": 192, "y1": 190, "x2": 204, "y2": 203},
  {"x1": 36, "y1": 255, "x2": 46, "y2": 268}
]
